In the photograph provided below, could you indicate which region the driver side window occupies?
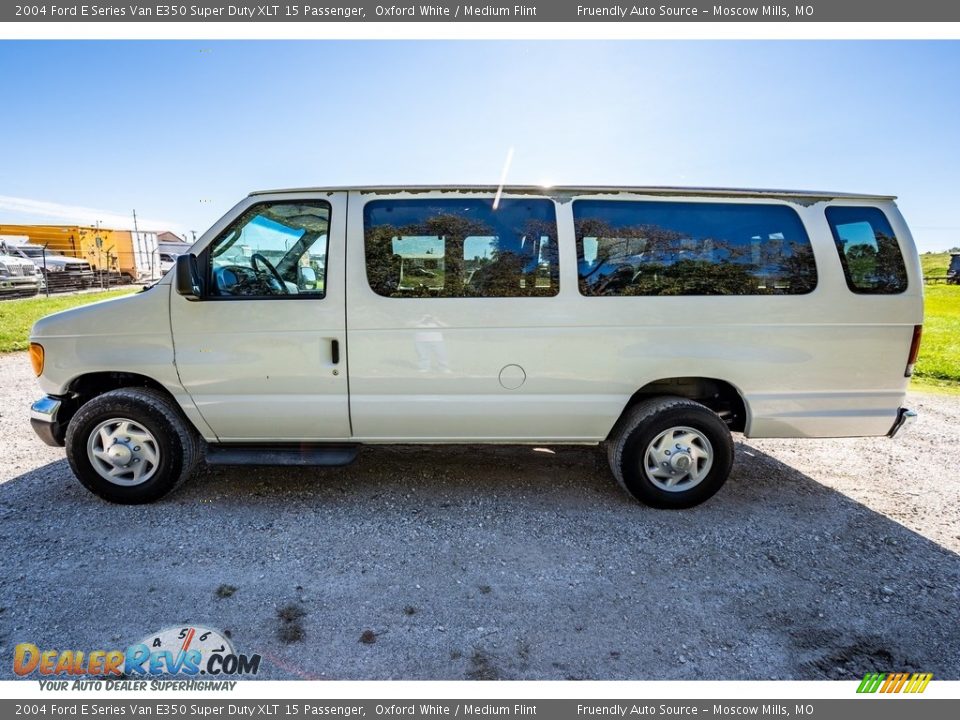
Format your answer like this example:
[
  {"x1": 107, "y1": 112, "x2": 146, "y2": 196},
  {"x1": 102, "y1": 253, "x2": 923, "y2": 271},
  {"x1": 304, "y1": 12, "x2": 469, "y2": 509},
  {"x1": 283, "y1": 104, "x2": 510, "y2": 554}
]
[{"x1": 207, "y1": 200, "x2": 330, "y2": 298}]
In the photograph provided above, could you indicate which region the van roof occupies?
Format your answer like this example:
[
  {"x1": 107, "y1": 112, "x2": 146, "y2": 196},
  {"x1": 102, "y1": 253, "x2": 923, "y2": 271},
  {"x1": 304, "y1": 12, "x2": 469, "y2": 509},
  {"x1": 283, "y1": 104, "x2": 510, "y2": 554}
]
[{"x1": 248, "y1": 185, "x2": 897, "y2": 202}]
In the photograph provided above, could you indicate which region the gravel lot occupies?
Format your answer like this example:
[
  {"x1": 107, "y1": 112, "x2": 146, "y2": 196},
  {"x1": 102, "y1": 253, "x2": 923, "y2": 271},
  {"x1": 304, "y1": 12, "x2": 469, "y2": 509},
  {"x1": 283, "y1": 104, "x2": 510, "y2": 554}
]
[{"x1": 1, "y1": 350, "x2": 958, "y2": 681}]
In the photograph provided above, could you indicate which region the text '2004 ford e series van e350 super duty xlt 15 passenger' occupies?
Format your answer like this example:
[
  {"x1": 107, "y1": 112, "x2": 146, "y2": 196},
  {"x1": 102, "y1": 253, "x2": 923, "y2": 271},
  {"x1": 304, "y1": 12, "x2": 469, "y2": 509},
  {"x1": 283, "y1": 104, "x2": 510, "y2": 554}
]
[{"x1": 27, "y1": 186, "x2": 923, "y2": 508}]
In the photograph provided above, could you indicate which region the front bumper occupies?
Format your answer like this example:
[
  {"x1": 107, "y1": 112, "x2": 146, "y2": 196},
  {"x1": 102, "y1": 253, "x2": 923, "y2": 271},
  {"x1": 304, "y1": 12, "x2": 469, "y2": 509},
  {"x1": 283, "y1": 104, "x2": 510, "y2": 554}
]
[
  {"x1": 0, "y1": 277, "x2": 40, "y2": 294},
  {"x1": 30, "y1": 395, "x2": 66, "y2": 447},
  {"x1": 888, "y1": 407, "x2": 917, "y2": 438}
]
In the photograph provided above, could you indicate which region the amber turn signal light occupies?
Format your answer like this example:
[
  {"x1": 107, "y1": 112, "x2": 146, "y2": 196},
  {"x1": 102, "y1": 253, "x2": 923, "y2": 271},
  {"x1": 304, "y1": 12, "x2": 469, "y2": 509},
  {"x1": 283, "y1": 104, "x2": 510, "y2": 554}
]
[{"x1": 29, "y1": 343, "x2": 44, "y2": 377}]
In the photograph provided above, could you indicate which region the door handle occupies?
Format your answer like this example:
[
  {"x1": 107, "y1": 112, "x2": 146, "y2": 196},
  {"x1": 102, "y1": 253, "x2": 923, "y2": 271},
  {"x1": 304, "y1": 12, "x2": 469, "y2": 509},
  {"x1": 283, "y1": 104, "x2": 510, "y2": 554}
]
[{"x1": 331, "y1": 339, "x2": 340, "y2": 364}]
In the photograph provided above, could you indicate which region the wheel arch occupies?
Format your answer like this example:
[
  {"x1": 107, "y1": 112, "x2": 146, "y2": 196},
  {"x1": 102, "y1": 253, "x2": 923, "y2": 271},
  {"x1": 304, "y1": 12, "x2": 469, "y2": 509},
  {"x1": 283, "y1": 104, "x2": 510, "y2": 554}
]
[
  {"x1": 68, "y1": 370, "x2": 172, "y2": 399},
  {"x1": 54, "y1": 370, "x2": 210, "y2": 441},
  {"x1": 611, "y1": 376, "x2": 750, "y2": 437}
]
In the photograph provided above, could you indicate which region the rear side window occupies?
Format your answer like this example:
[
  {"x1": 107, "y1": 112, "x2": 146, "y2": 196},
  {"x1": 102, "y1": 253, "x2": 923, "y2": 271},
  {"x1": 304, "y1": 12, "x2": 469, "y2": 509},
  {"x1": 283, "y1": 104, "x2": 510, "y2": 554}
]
[
  {"x1": 826, "y1": 206, "x2": 908, "y2": 294},
  {"x1": 574, "y1": 200, "x2": 817, "y2": 296},
  {"x1": 364, "y1": 198, "x2": 559, "y2": 298}
]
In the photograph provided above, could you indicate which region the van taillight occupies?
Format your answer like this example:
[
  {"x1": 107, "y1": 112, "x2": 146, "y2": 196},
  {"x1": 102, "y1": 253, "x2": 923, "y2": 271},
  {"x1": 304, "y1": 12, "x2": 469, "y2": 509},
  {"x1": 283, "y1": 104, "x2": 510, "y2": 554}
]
[{"x1": 905, "y1": 325, "x2": 922, "y2": 377}]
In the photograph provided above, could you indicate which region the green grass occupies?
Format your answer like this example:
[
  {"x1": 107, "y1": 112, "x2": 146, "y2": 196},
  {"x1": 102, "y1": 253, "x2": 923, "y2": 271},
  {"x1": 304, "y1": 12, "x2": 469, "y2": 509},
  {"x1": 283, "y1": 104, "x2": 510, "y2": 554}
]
[
  {"x1": 911, "y1": 253, "x2": 958, "y2": 394},
  {"x1": 912, "y1": 284, "x2": 960, "y2": 388},
  {"x1": 910, "y1": 377, "x2": 960, "y2": 396},
  {"x1": 920, "y1": 251, "x2": 951, "y2": 278},
  {"x1": 0, "y1": 290, "x2": 135, "y2": 353}
]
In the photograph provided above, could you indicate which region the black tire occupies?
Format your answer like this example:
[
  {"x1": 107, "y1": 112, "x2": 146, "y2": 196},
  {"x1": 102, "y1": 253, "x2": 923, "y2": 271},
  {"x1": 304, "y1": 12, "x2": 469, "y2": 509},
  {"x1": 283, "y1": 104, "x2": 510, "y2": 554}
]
[
  {"x1": 65, "y1": 387, "x2": 201, "y2": 504},
  {"x1": 607, "y1": 396, "x2": 734, "y2": 509}
]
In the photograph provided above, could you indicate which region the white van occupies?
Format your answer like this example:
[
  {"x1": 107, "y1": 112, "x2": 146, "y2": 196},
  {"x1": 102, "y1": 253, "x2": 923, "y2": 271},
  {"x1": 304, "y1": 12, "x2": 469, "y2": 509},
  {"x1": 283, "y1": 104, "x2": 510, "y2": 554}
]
[{"x1": 28, "y1": 186, "x2": 923, "y2": 507}]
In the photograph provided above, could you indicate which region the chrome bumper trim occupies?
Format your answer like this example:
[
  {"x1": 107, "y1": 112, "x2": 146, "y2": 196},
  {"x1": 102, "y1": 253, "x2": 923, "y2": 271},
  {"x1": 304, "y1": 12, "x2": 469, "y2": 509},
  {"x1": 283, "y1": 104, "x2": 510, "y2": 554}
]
[
  {"x1": 30, "y1": 396, "x2": 67, "y2": 447},
  {"x1": 30, "y1": 395, "x2": 61, "y2": 423}
]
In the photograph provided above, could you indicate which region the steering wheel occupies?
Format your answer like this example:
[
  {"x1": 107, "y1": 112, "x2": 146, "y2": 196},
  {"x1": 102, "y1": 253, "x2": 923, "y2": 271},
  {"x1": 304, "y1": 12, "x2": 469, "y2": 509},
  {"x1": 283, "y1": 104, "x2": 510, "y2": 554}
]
[{"x1": 250, "y1": 253, "x2": 288, "y2": 294}]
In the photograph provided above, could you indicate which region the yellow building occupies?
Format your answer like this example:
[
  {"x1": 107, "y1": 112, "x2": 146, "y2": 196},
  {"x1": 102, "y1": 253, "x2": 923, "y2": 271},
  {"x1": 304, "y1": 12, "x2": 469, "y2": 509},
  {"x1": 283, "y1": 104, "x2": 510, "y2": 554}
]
[{"x1": 0, "y1": 224, "x2": 160, "y2": 280}]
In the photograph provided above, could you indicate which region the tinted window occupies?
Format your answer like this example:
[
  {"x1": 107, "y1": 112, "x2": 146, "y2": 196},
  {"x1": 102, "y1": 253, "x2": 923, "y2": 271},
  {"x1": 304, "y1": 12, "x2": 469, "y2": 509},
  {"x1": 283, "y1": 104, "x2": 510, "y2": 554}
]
[
  {"x1": 364, "y1": 198, "x2": 559, "y2": 298},
  {"x1": 206, "y1": 201, "x2": 329, "y2": 298},
  {"x1": 826, "y1": 206, "x2": 908, "y2": 294},
  {"x1": 574, "y1": 200, "x2": 816, "y2": 296}
]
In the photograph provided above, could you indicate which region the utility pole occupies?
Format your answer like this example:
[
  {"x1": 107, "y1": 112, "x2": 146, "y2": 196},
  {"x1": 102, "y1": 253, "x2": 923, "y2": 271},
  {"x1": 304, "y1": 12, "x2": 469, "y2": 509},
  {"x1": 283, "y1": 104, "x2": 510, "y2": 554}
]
[
  {"x1": 95, "y1": 220, "x2": 104, "y2": 290},
  {"x1": 42, "y1": 243, "x2": 49, "y2": 297},
  {"x1": 133, "y1": 208, "x2": 152, "y2": 281},
  {"x1": 105, "y1": 246, "x2": 114, "y2": 288}
]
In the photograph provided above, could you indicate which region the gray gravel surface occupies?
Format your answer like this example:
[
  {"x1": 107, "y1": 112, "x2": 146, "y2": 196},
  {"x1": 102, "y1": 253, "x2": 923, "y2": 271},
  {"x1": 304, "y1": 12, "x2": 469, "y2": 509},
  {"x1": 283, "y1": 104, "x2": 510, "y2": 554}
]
[{"x1": 1, "y1": 351, "x2": 958, "y2": 680}]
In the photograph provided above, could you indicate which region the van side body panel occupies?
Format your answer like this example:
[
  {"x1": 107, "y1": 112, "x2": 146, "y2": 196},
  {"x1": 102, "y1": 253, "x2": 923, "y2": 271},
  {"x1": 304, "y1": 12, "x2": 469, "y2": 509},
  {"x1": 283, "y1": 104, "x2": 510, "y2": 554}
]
[
  {"x1": 344, "y1": 190, "x2": 922, "y2": 442},
  {"x1": 167, "y1": 192, "x2": 351, "y2": 442},
  {"x1": 29, "y1": 284, "x2": 217, "y2": 441},
  {"x1": 745, "y1": 199, "x2": 922, "y2": 437}
]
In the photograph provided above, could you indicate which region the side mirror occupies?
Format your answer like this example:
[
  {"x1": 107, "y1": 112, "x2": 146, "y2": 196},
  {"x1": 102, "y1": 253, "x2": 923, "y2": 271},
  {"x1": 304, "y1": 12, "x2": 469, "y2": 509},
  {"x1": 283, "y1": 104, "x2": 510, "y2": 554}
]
[
  {"x1": 300, "y1": 265, "x2": 317, "y2": 289},
  {"x1": 175, "y1": 254, "x2": 203, "y2": 300}
]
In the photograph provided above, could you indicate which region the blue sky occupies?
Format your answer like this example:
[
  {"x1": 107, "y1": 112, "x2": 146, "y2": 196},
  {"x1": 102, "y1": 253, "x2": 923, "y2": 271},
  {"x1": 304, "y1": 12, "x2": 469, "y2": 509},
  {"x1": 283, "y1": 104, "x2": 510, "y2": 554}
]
[{"x1": 0, "y1": 40, "x2": 958, "y2": 251}]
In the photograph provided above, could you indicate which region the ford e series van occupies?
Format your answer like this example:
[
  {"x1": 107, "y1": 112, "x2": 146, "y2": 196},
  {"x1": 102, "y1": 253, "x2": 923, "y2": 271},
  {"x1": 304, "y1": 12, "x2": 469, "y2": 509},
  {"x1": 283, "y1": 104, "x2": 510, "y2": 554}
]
[{"x1": 28, "y1": 186, "x2": 923, "y2": 507}]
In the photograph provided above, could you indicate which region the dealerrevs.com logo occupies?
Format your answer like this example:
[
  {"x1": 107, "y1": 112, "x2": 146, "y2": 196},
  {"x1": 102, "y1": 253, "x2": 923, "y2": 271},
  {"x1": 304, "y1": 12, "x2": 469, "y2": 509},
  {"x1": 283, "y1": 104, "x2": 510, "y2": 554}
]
[{"x1": 13, "y1": 626, "x2": 261, "y2": 683}]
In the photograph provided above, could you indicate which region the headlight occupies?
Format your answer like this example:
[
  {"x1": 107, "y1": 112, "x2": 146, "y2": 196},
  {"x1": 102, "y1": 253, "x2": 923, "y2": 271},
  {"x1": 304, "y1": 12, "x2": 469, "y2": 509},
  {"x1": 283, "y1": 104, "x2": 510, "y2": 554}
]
[
  {"x1": 0, "y1": 264, "x2": 9, "y2": 277},
  {"x1": 29, "y1": 343, "x2": 44, "y2": 377}
]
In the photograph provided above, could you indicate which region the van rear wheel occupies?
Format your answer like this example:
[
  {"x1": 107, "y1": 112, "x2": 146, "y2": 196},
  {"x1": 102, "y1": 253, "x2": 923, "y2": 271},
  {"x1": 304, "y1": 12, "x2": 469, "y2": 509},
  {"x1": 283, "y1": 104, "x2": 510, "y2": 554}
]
[
  {"x1": 607, "y1": 396, "x2": 734, "y2": 508},
  {"x1": 65, "y1": 387, "x2": 200, "y2": 504}
]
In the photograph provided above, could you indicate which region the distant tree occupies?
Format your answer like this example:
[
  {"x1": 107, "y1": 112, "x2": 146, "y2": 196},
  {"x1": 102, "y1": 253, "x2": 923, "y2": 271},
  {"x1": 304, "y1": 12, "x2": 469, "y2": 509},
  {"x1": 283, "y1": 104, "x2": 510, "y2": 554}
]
[
  {"x1": 365, "y1": 215, "x2": 491, "y2": 297},
  {"x1": 844, "y1": 243, "x2": 879, "y2": 287}
]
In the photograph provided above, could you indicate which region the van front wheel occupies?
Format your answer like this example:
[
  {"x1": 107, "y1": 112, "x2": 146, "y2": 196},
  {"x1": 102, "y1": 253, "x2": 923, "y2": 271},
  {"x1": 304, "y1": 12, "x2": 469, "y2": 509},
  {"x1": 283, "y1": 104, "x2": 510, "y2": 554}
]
[
  {"x1": 607, "y1": 397, "x2": 734, "y2": 508},
  {"x1": 65, "y1": 387, "x2": 200, "y2": 504}
]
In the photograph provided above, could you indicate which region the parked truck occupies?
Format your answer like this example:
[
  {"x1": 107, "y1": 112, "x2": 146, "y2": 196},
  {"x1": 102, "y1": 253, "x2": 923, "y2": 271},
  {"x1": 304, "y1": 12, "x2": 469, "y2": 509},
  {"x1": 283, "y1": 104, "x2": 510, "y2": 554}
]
[
  {"x1": 1, "y1": 235, "x2": 94, "y2": 292},
  {"x1": 0, "y1": 237, "x2": 42, "y2": 298},
  {"x1": 2, "y1": 235, "x2": 95, "y2": 274},
  {"x1": 949, "y1": 253, "x2": 960, "y2": 285},
  {"x1": 0, "y1": 224, "x2": 160, "y2": 282}
]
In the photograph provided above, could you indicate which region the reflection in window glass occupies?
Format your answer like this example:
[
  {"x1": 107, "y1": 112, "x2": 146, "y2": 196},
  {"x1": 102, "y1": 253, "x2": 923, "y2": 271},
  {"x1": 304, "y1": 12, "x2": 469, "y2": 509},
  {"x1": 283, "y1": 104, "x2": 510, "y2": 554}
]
[
  {"x1": 574, "y1": 200, "x2": 817, "y2": 296},
  {"x1": 826, "y1": 206, "x2": 908, "y2": 294},
  {"x1": 207, "y1": 202, "x2": 329, "y2": 298},
  {"x1": 364, "y1": 199, "x2": 559, "y2": 298}
]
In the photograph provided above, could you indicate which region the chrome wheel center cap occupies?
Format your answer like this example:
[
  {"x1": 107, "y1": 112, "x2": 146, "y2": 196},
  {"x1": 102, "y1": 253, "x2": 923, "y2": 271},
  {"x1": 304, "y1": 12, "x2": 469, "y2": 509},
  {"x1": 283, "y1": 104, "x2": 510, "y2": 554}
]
[
  {"x1": 107, "y1": 443, "x2": 133, "y2": 466},
  {"x1": 670, "y1": 452, "x2": 692, "y2": 472}
]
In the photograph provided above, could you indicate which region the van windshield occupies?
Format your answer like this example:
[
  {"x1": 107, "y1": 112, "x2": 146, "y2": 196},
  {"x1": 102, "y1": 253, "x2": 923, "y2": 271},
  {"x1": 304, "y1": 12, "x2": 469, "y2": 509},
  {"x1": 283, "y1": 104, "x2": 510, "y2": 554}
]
[{"x1": 15, "y1": 245, "x2": 43, "y2": 258}]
